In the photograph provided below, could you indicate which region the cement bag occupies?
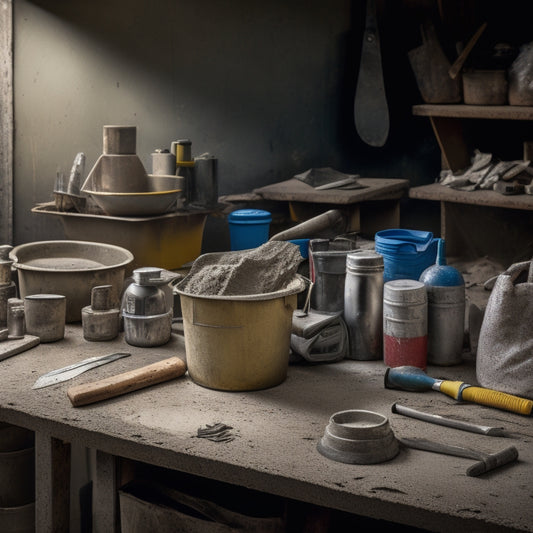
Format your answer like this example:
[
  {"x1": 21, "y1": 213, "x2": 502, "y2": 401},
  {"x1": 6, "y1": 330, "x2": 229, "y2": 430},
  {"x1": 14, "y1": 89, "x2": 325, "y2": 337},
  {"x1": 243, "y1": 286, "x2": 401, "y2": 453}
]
[{"x1": 476, "y1": 259, "x2": 533, "y2": 399}]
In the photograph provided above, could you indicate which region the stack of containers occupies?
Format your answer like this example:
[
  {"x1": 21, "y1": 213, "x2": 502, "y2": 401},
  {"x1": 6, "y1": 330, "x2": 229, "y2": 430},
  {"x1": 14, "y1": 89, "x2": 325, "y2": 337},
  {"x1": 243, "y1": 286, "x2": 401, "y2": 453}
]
[
  {"x1": 374, "y1": 229, "x2": 438, "y2": 369},
  {"x1": 0, "y1": 423, "x2": 35, "y2": 533}
]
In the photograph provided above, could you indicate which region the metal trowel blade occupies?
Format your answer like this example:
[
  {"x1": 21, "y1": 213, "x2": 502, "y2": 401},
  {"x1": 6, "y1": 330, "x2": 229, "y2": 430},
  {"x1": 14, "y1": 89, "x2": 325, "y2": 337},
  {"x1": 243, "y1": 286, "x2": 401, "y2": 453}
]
[{"x1": 32, "y1": 352, "x2": 131, "y2": 389}]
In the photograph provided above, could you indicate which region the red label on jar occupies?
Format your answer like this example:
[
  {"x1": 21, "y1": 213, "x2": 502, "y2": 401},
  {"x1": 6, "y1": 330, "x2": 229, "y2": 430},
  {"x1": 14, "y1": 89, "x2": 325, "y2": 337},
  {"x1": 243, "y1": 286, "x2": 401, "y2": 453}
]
[{"x1": 384, "y1": 334, "x2": 427, "y2": 369}]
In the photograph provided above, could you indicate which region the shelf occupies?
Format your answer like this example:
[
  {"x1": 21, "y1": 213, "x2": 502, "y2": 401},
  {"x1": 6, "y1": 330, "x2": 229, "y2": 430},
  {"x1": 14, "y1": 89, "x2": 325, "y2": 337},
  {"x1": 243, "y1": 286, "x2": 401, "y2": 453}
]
[
  {"x1": 413, "y1": 104, "x2": 533, "y2": 172},
  {"x1": 409, "y1": 183, "x2": 533, "y2": 211},
  {"x1": 409, "y1": 184, "x2": 533, "y2": 264},
  {"x1": 413, "y1": 104, "x2": 533, "y2": 121}
]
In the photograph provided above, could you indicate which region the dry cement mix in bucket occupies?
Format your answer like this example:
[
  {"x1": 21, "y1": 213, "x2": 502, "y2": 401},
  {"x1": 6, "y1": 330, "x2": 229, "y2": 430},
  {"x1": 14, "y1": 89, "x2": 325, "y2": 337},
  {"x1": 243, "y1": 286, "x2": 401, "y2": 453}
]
[{"x1": 176, "y1": 241, "x2": 305, "y2": 391}]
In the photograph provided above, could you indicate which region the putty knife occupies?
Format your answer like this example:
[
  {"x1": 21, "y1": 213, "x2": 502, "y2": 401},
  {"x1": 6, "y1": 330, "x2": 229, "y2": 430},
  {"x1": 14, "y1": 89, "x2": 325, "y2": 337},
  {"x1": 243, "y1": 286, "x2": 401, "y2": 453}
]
[{"x1": 32, "y1": 352, "x2": 131, "y2": 389}]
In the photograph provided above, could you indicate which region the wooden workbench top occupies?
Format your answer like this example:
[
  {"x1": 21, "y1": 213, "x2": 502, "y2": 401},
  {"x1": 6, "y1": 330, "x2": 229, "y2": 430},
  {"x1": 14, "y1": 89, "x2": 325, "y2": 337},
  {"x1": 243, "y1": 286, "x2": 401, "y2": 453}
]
[
  {"x1": 253, "y1": 177, "x2": 409, "y2": 204},
  {"x1": 1, "y1": 324, "x2": 532, "y2": 532}
]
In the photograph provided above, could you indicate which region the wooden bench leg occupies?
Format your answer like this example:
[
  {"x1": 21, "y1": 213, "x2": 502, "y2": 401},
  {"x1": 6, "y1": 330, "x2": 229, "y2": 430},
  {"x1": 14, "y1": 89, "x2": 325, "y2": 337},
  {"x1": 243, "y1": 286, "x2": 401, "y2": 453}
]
[{"x1": 35, "y1": 433, "x2": 71, "y2": 533}]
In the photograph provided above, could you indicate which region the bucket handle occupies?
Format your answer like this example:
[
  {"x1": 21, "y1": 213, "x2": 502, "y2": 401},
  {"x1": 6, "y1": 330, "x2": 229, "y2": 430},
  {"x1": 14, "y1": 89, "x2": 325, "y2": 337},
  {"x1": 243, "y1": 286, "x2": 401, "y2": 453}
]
[{"x1": 191, "y1": 299, "x2": 243, "y2": 329}]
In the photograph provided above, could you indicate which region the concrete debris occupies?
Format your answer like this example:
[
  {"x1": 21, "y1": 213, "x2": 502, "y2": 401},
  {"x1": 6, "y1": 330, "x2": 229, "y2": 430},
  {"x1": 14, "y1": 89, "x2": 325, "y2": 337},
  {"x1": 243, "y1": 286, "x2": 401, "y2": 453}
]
[
  {"x1": 197, "y1": 423, "x2": 236, "y2": 442},
  {"x1": 438, "y1": 150, "x2": 532, "y2": 193}
]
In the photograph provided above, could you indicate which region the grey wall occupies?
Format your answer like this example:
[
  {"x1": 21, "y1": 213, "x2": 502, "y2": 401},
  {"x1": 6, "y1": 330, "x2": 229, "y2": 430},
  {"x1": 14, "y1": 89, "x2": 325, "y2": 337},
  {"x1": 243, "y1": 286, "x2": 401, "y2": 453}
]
[{"x1": 13, "y1": 0, "x2": 441, "y2": 249}]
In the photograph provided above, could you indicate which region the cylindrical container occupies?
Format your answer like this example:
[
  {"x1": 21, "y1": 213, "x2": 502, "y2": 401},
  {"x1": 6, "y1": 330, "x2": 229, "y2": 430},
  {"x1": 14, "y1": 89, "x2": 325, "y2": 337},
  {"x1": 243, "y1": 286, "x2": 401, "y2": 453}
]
[
  {"x1": 151, "y1": 150, "x2": 176, "y2": 175},
  {"x1": 344, "y1": 251, "x2": 384, "y2": 360},
  {"x1": 0, "y1": 423, "x2": 34, "y2": 452},
  {"x1": 7, "y1": 303, "x2": 25, "y2": 339},
  {"x1": 383, "y1": 279, "x2": 427, "y2": 369},
  {"x1": 375, "y1": 229, "x2": 438, "y2": 283},
  {"x1": 123, "y1": 268, "x2": 168, "y2": 316},
  {"x1": 419, "y1": 239, "x2": 465, "y2": 366},
  {"x1": 122, "y1": 309, "x2": 173, "y2": 347},
  {"x1": 310, "y1": 240, "x2": 354, "y2": 314},
  {"x1": 174, "y1": 140, "x2": 195, "y2": 203},
  {"x1": 191, "y1": 153, "x2": 218, "y2": 208},
  {"x1": 176, "y1": 276, "x2": 305, "y2": 391},
  {"x1": 0, "y1": 502, "x2": 35, "y2": 533},
  {"x1": 174, "y1": 139, "x2": 192, "y2": 162},
  {"x1": 0, "y1": 260, "x2": 17, "y2": 328},
  {"x1": 23, "y1": 294, "x2": 66, "y2": 342},
  {"x1": 0, "y1": 446, "x2": 35, "y2": 506},
  {"x1": 463, "y1": 70, "x2": 507, "y2": 105},
  {"x1": 227, "y1": 209, "x2": 272, "y2": 251},
  {"x1": 103, "y1": 125, "x2": 136, "y2": 155}
]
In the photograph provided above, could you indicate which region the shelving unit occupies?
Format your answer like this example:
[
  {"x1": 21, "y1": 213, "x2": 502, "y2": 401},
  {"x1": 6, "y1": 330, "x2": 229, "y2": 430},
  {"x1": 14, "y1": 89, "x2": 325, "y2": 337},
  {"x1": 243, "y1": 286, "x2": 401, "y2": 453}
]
[
  {"x1": 413, "y1": 104, "x2": 533, "y2": 172},
  {"x1": 411, "y1": 104, "x2": 533, "y2": 264}
]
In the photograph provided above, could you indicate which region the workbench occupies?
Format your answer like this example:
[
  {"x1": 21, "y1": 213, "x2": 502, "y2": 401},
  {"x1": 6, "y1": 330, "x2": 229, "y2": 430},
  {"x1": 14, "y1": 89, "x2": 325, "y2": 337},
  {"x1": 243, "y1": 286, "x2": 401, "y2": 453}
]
[
  {"x1": 221, "y1": 177, "x2": 410, "y2": 240},
  {"x1": 1, "y1": 323, "x2": 532, "y2": 533}
]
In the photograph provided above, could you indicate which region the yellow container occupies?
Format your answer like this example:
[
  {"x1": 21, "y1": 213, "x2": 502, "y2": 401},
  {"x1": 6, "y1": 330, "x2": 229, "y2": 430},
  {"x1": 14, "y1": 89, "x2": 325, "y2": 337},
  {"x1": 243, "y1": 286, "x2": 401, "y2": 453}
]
[
  {"x1": 32, "y1": 203, "x2": 209, "y2": 273},
  {"x1": 177, "y1": 276, "x2": 305, "y2": 391}
]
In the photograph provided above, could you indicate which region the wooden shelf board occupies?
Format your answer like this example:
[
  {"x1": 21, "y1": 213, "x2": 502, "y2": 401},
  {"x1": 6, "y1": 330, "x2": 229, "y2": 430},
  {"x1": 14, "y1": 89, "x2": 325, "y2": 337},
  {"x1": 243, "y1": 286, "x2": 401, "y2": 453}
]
[
  {"x1": 409, "y1": 183, "x2": 533, "y2": 211},
  {"x1": 413, "y1": 104, "x2": 533, "y2": 121}
]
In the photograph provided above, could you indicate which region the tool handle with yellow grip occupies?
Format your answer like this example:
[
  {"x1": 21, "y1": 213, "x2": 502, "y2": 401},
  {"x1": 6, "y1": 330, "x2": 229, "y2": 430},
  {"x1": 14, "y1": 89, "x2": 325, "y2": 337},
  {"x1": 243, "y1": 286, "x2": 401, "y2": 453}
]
[{"x1": 460, "y1": 385, "x2": 533, "y2": 416}]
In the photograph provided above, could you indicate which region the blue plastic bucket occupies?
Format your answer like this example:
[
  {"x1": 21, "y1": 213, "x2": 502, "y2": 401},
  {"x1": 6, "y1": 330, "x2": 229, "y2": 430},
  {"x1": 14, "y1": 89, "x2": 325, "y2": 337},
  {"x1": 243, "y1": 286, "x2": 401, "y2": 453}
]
[
  {"x1": 227, "y1": 209, "x2": 272, "y2": 251},
  {"x1": 375, "y1": 229, "x2": 438, "y2": 282},
  {"x1": 288, "y1": 238, "x2": 310, "y2": 259}
]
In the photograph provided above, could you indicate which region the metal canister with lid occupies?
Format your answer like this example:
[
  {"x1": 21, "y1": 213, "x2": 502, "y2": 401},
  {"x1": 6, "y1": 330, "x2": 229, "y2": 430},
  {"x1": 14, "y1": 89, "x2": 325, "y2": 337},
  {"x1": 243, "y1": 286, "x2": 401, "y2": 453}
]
[
  {"x1": 419, "y1": 239, "x2": 465, "y2": 366},
  {"x1": 344, "y1": 250, "x2": 384, "y2": 360},
  {"x1": 123, "y1": 267, "x2": 168, "y2": 316},
  {"x1": 122, "y1": 267, "x2": 175, "y2": 347},
  {"x1": 383, "y1": 279, "x2": 428, "y2": 369}
]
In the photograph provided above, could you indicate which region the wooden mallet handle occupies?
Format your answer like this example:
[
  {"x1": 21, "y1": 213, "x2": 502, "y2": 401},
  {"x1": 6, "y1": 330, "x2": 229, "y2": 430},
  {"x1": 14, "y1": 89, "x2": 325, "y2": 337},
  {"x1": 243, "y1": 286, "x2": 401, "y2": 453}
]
[{"x1": 67, "y1": 357, "x2": 187, "y2": 407}]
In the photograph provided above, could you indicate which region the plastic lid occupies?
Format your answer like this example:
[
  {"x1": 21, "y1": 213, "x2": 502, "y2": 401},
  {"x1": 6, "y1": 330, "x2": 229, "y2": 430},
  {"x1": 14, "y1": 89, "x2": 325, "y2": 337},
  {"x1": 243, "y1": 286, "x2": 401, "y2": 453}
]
[
  {"x1": 228, "y1": 209, "x2": 272, "y2": 223},
  {"x1": 375, "y1": 229, "x2": 434, "y2": 253}
]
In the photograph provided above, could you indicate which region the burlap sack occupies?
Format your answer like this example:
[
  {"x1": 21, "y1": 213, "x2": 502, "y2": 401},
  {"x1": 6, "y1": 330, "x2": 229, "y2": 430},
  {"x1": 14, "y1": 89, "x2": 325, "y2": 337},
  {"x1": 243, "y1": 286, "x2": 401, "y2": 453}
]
[{"x1": 476, "y1": 259, "x2": 533, "y2": 399}]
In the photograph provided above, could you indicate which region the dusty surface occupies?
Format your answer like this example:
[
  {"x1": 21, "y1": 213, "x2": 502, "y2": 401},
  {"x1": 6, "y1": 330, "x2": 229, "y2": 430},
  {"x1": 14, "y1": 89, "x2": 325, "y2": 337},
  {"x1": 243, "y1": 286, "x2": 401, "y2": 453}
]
[{"x1": 1, "y1": 319, "x2": 532, "y2": 532}]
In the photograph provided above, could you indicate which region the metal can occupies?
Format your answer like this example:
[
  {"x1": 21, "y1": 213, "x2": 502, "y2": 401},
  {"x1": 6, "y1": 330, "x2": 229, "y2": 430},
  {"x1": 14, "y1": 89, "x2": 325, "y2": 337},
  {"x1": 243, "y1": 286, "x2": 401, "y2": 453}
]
[
  {"x1": 419, "y1": 239, "x2": 465, "y2": 366},
  {"x1": 344, "y1": 251, "x2": 384, "y2": 360},
  {"x1": 309, "y1": 240, "x2": 355, "y2": 314},
  {"x1": 383, "y1": 279, "x2": 427, "y2": 369},
  {"x1": 424, "y1": 285, "x2": 465, "y2": 366}
]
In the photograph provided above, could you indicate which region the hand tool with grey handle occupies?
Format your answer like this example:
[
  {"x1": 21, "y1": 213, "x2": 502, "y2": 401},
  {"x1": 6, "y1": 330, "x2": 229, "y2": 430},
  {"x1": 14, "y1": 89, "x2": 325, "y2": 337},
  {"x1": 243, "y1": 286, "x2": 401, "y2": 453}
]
[
  {"x1": 398, "y1": 437, "x2": 518, "y2": 477},
  {"x1": 391, "y1": 403, "x2": 505, "y2": 436},
  {"x1": 32, "y1": 352, "x2": 131, "y2": 389}
]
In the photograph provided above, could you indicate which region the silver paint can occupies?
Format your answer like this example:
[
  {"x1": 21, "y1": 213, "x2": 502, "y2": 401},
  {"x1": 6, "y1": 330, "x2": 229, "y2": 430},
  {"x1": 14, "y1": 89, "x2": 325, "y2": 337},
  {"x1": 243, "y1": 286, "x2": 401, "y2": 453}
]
[
  {"x1": 309, "y1": 239, "x2": 355, "y2": 314},
  {"x1": 344, "y1": 251, "x2": 384, "y2": 360}
]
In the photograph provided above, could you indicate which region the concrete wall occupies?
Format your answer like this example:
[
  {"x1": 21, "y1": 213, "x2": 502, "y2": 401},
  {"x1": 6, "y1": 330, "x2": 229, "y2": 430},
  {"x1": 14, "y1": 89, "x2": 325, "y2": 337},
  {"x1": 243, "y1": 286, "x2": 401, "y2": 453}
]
[{"x1": 13, "y1": 0, "x2": 441, "y2": 250}]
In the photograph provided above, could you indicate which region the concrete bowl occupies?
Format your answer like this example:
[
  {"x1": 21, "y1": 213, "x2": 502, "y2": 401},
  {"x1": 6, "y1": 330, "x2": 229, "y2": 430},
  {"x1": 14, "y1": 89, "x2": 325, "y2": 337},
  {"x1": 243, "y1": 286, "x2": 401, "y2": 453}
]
[
  {"x1": 317, "y1": 409, "x2": 399, "y2": 464},
  {"x1": 10, "y1": 240, "x2": 133, "y2": 323}
]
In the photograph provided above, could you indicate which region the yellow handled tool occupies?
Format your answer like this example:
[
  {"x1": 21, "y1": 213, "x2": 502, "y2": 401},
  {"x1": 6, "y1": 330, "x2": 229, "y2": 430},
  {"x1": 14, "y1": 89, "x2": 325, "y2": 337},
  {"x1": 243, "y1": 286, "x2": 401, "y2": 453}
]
[{"x1": 385, "y1": 366, "x2": 533, "y2": 416}]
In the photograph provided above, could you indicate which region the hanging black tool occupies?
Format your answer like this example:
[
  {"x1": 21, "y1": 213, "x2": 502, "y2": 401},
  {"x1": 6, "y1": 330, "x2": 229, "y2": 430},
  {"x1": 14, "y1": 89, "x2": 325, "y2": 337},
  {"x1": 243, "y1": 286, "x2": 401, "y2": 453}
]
[{"x1": 354, "y1": 0, "x2": 389, "y2": 147}]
